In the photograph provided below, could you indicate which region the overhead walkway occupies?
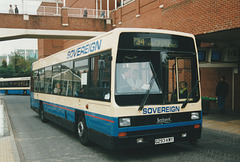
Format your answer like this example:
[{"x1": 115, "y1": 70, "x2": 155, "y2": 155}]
[
  {"x1": 0, "y1": 7, "x2": 112, "y2": 41},
  {"x1": 0, "y1": 28, "x2": 106, "y2": 41}
]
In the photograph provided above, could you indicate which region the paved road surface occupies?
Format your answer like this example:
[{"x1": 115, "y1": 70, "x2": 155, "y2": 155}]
[{"x1": 3, "y1": 95, "x2": 240, "y2": 161}]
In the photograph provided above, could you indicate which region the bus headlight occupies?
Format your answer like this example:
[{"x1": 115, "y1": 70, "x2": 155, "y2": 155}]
[
  {"x1": 191, "y1": 112, "x2": 200, "y2": 120},
  {"x1": 119, "y1": 118, "x2": 131, "y2": 127}
]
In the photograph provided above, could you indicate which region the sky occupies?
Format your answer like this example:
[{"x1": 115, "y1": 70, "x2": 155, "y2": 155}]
[
  {"x1": 0, "y1": 39, "x2": 38, "y2": 55},
  {"x1": 0, "y1": 0, "x2": 42, "y2": 14},
  {"x1": 0, "y1": 0, "x2": 42, "y2": 56}
]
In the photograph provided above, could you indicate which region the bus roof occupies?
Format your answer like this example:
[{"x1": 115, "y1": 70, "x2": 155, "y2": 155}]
[
  {"x1": 0, "y1": 77, "x2": 30, "y2": 82},
  {"x1": 32, "y1": 28, "x2": 195, "y2": 70}
]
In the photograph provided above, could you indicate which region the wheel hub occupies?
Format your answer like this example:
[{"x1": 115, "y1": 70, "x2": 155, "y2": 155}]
[{"x1": 78, "y1": 121, "x2": 84, "y2": 137}]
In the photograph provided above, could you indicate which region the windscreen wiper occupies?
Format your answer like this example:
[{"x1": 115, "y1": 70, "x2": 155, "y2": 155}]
[
  {"x1": 181, "y1": 80, "x2": 200, "y2": 109},
  {"x1": 138, "y1": 62, "x2": 160, "y2": 111},
  {"x1": 138, "y1": 76, "x2": 155, "y2": 111}
]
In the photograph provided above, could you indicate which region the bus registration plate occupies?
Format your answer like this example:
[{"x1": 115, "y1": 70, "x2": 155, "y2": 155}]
[{"x1": 155, "y1": 137, "x2": 174, "y2": 145}]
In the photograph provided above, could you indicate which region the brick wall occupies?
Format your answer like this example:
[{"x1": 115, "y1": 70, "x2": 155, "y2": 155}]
[
  {"x1": 38, "y1": 39, "x2": 64, "y2": 59},
  {"x1": 162, "y1": 0, "x2": 240, "y2": 35},
  {"x1": 111, "y1": 0, "x2": 240, "y2": 35},
  {"x1": 200, "y1": 68, "x2": 232, "y2": 110},
  {"x1": 63, "y1": 39, "x2": 85, "y2": 49},
  {"x1": 66, "y1": 0, "x2": 117, "y2": 10}
]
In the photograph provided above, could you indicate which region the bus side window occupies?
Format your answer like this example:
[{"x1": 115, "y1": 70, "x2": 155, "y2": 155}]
[
  {"x1": 61, "y1": 61, "x2": 74, "y2": 97},
  {"x1": 89, "y1": 52, "x2": 111, "y2": 101},
  {"x1": 33, "y1": 70, "x2": 39, "y2": 92},
  {"x1": 74, "y1": 58, "x2": 88, "y2": 98},
  {"x1": 39, "y1": 68, "x2": 45, "y2": 93},
  {"x1": 52, "y1": 64, "x2": 61, "y2": 95},
  {"x1": 45, "y1": 66, "x2": 52, "y2": 94}
]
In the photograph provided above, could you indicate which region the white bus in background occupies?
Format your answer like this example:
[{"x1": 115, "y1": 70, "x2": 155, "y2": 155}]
[
  {"x1": 0, "y1": 77, "x2": 30, "y2": 95},
  {"x1": 31, "y1": 28, "x2": 202, "y2": 150}
]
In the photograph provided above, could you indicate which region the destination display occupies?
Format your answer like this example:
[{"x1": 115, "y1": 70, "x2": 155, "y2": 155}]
[
  {"x1": 133, "y1": 37, "x2": 178, "y2": 48},
  {"x1": 118, "y1": 32, "x2": 195, "y2": 52}
]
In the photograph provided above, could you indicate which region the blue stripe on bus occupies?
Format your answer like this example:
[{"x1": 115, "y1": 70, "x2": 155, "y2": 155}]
[
  {"x1": 118, "y1": 120, "x2": 202, "y2": 135},
  {"x1": 84, "y1": 112, "x2": 202, "y2": 137},
  {"x1": 30, "y1": 93, "x2": 202, "y2": 138},
  {"x1": 0, "y1": 90, "x2": 30, "y2": 95},
  {"x1": 43, "y1": 101, "x2": 75, "y2": 122},
  {"x1": 85, "y1": 112, "x2": 119, "y2": 136},
  {"x1": 30, "y1": 93, "x2": 40, "y2": 109},
  {"x1": 8, "y1": 90, "x2": 22, "y2": 94}
]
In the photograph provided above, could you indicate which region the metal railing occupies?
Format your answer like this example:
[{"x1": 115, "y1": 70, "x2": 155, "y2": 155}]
[
  {"x1": 36, "y1": 6, "x2": 108, "y2": 19},
  {"x1": 37, "y1": 6, "x2": 61, "y2": 16},
  {"x1": 1, "y1": 5, "x2": 109, "y2": 19},
  {"x1": 68, "y1": 8, "x2": 107, "y2": 19}
]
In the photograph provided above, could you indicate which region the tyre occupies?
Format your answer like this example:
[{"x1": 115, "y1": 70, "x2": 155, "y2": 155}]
[{"x1": 77, "y1": 116, "x2": 90, "y2": 146}]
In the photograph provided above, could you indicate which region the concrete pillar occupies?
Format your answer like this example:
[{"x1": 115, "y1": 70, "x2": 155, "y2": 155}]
[
  {"x1": 96, "y1": 0, "x2": 98, "y2": 18},
  {"x1": 112, "y1": 11, "x2": 116, "y2": 26},
  {"x1": 100, "y1": 0, "x2": 102, "y2": 10},
  {"x1": 159, "y1": 0, "x2": 164, "y2": 8},
  {"x1": 136, "y1": 0, "x2": 140, "y2": 17},
  {"x1": 107, "y1": 0, "x2": 109, "y2": 19},
  {"x1": 61, "y1": 7, "x2": 69, "y2": 26},
  {"x1": 56, "y1": 1, "x2": 59, "y2": 15},
  {"x1": 119, "y1": 7, "x2": 122, "y2": 24},
  {"x1": 0, "y1": 104, "x2": 4, "y2": 137}
]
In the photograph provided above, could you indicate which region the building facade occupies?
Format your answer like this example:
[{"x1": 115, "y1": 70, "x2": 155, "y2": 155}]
[
  {"x1": 38, "y1": 0, "x2": 240, "y2": 111},
  {"x1": 0, "y1": 49, "x2": 38, "y2": 66},
  {"x1": 16, "y1": 49, "x2": 38, "y2": 60}
]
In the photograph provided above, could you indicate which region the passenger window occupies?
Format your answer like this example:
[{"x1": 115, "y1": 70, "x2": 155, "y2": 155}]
[
  {"x1": 33, "y1": 70, "x2": 39, "y2": 92},
  {"x1": 74, "y1": 59, "x2": 88, "y2": 98},
  {"x1": 89, "y1": 52, "x2": 111, "y2": 101},
  {"x1": 52, "y1": 64, "x2": 61, "y2": 95},
  {"x1": 39, "y1": 69, "x2": 45, "y2": 93},
  {"x1": 45, "y1": 66, "x2": 52, "y2": 94},
  {"x1": 61, "y1": 61, "x2": 73, "y2": 96}
]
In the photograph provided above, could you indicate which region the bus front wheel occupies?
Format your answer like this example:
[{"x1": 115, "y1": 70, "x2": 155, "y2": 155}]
[{"x1": 77, "y1": 116, "x2": 90, "y2": 146}]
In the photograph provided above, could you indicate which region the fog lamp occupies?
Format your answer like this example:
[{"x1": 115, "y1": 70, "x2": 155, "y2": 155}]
[{"x1": 137, "y1": 138, "x2": 144, "y2": 144}]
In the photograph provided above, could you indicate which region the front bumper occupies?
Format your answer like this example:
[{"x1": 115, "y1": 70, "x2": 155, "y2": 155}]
[{"x1": 89, "y1": 125, "x2": 202, "y2": 150}]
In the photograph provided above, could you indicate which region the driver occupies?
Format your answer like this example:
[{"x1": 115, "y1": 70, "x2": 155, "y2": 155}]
[{"x1": 127, "y1": 69, "x2": 143, "y2": 90}]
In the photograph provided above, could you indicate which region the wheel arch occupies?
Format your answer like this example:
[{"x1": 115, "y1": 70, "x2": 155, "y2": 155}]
[{"x1": 75, "y1": 110, "x2": 86, "y2": 129}]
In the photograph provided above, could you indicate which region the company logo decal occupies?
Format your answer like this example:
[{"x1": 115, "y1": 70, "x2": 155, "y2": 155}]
[
  {"x1": 156, "y1": 117, "x2": 172, "y2": 124},
  {"x1": 143, "y1": 106, "x2": 180, "y2": 114},
  {"x1": 67, "y1": 39, "x2": 102, "y2": 59}
]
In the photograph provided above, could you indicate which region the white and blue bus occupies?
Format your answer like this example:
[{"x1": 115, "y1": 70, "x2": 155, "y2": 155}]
[
  {"x1": 31, "y1": 28, "x2": 202, "y2": 149},
  {"x1": 0, "y1": 77, "x2": 30, "y2": 95}
]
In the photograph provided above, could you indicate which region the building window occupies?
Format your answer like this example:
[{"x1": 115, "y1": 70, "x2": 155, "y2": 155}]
[
  {"x1": 211, "y1": 51, "x2": 221, "y2": 62},
  {"x1": 198, "y1": 51, "x2": 206, "y2": 62}
]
